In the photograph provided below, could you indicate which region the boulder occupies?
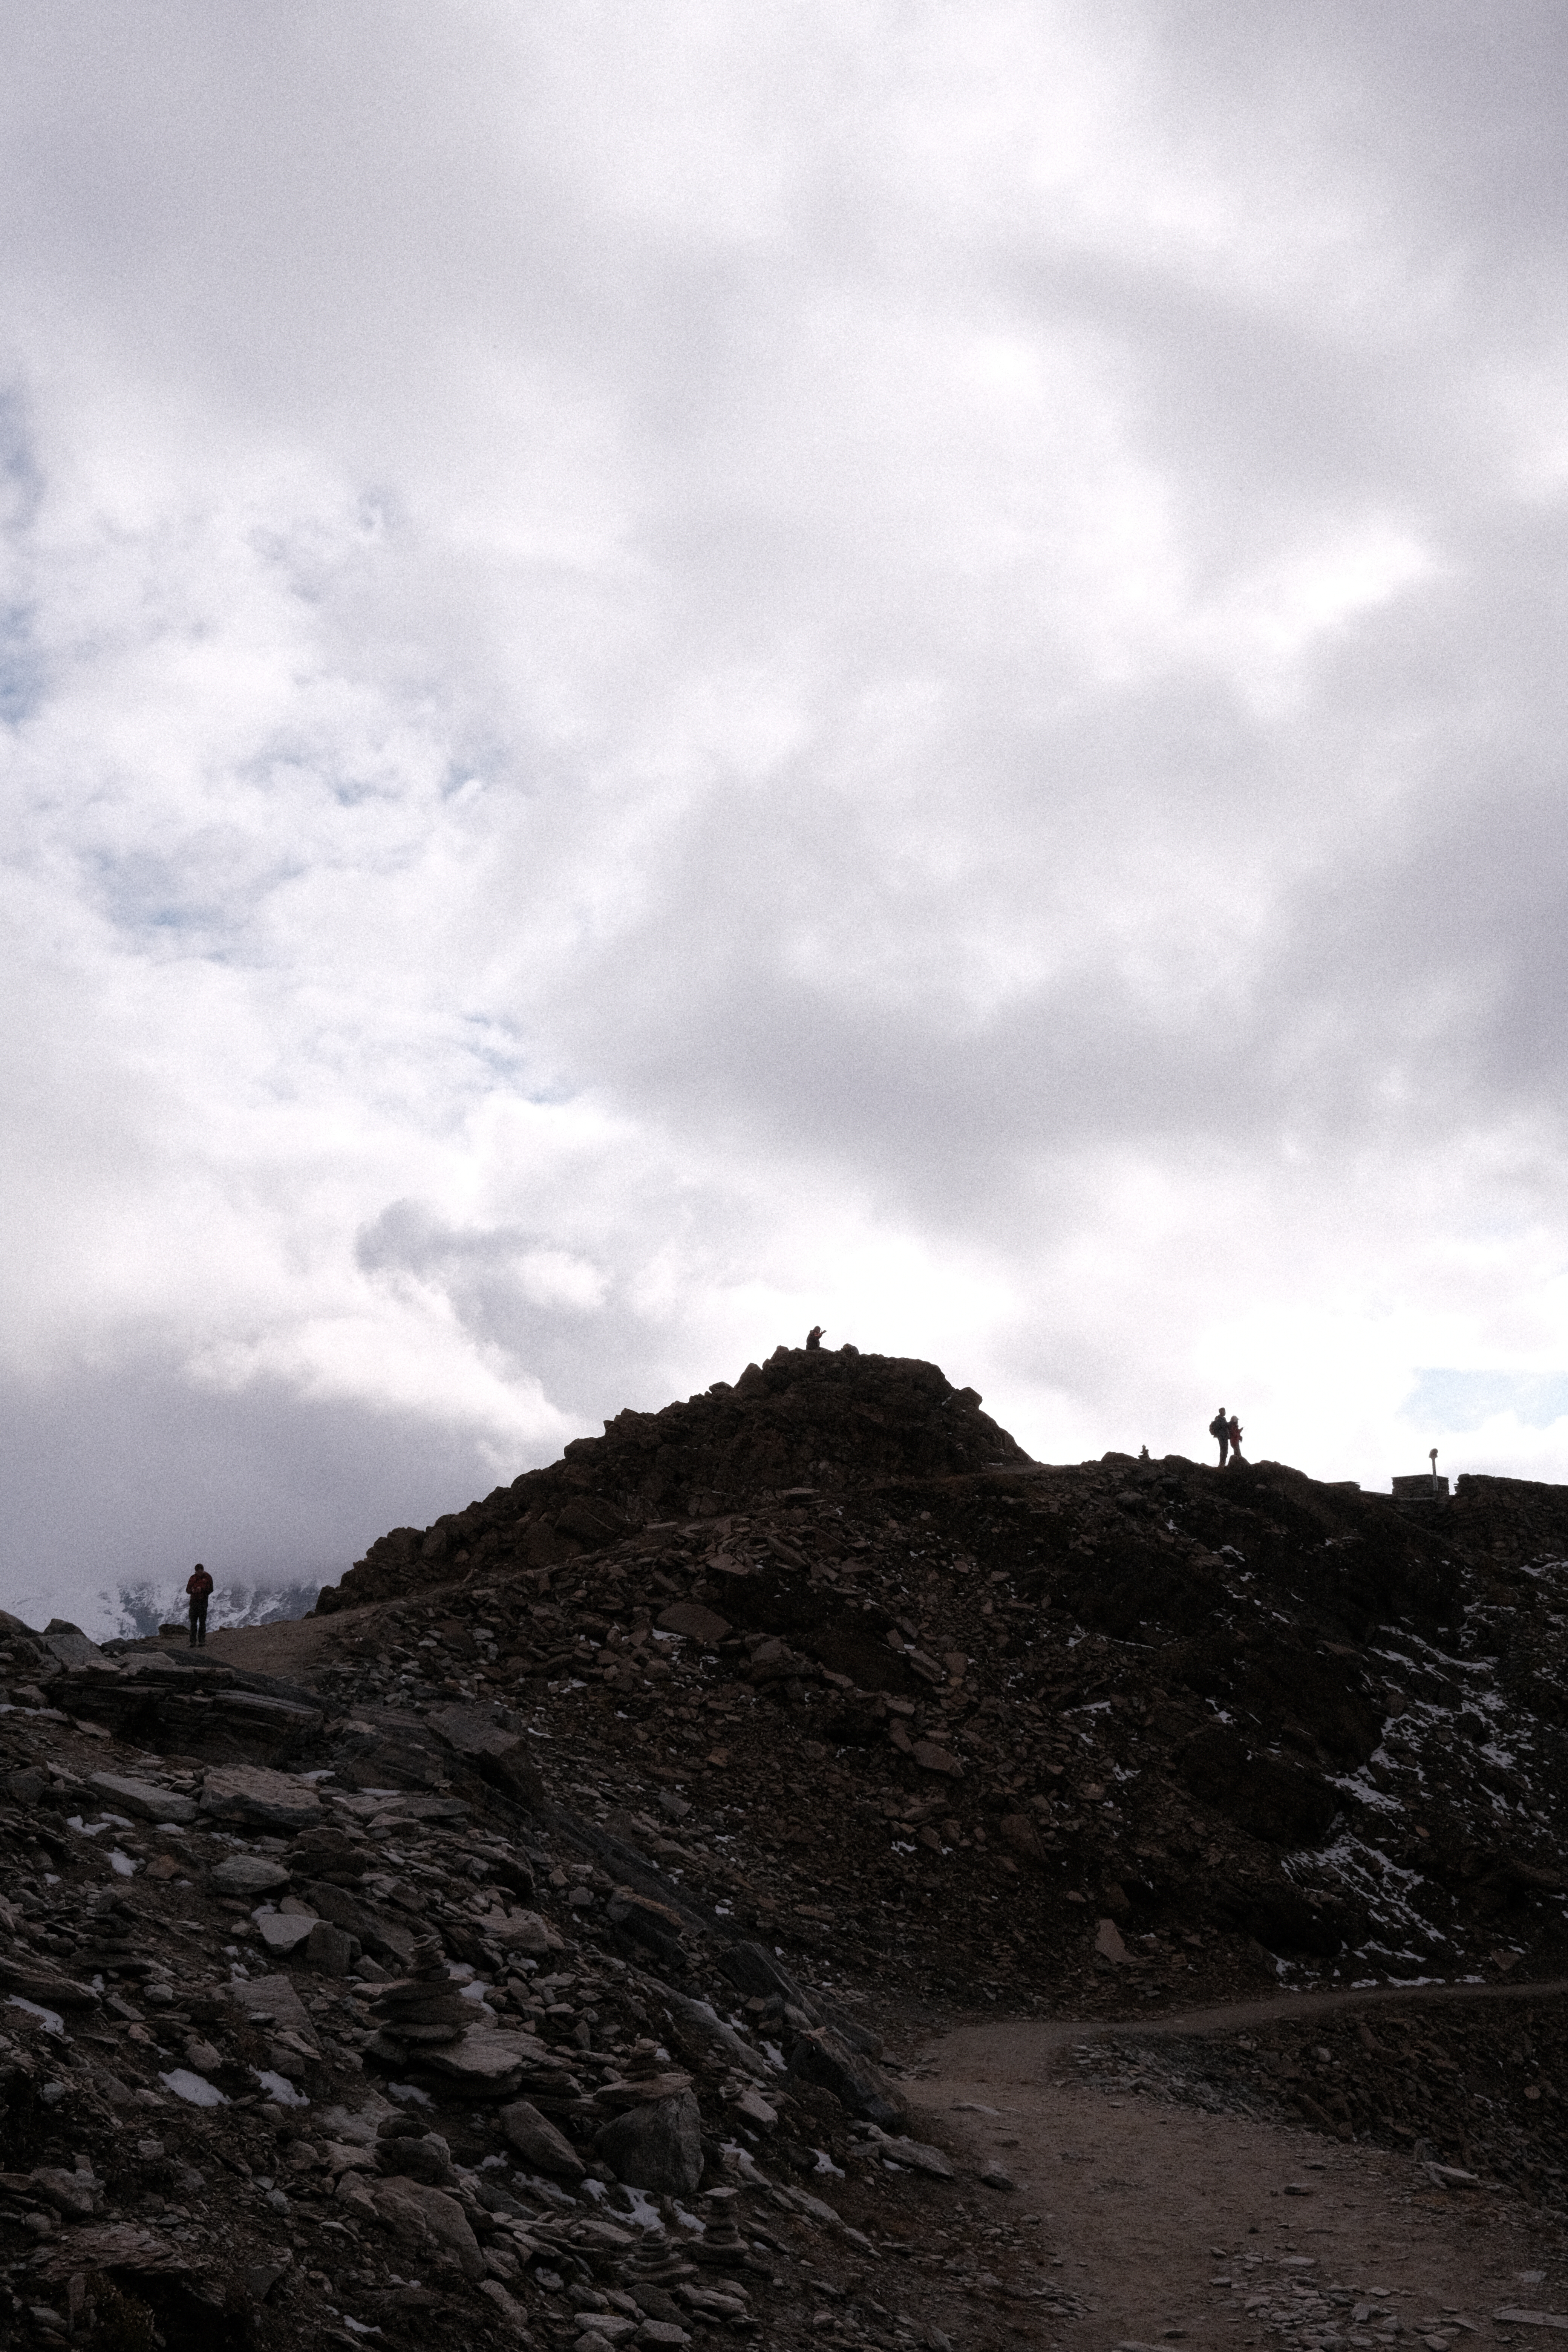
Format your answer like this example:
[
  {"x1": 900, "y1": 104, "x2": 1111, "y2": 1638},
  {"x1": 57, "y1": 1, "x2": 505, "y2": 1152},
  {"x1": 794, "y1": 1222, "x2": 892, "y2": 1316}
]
[
  {"x1": 40, "y1": 1622, "x2": 108, "y2": 1668},
  {"x1": 1095, "y1": 1917, "x2": 1128, "y2": 1963},
  {"x1": 210, "y1": 1853, "x2": 291, "y2": 1898},
  {"x1": 200, "y1": 1767, "x2": 322, "y2": 1835},
  {"x1": 718, "y1": 1940, "x2": 806, "y2": 2006},
  {"x1": 426, "y1": 1706, "x2": 544, "y2": 1807},
  {"x1": 88, "y1": 1774, "x2": 198, "y2": 1827},
  {"x1": 476, "y1": 1906, "x2": 562, "y2": 1956},
  {"x1": 594, "y1": 2091, "x2": 704, "y2": 2195},
  {"x1": 499, "y1": 2098, "x2": 585, "y2": 2179},
  {"x1": 426, "y1": 1703, "x2": 527, "y2": 1761},
  {"x1": 604, "y1": 1889, "x2": 685, "y2": 1960},
  {"x1": 787, "y1": 2026, "x2": 906, "y2": 2130},
  {"x1": 997, "y1": 1813, "x2": 1045, "y2": 1865},
  {"x1": 255, "y1": 1911, "x2": 317, "y2": 1956},
  {"x1": 374, "y1": 2133, "x2": 458, "y2": 2188},
  {"x1": 227, "y1": 1972, "x2": 320, "y2": 2052},
  {"x1": 28, "y1": 2167, "x2": 105, "y2": 2219},
  {"x1": 287, "y1": 1827, "x2": 367, "y2": 1882},
  {"x1": 305, "y1": 1922, "x2": 359, "y2": 1974},
  {"x1": 655, "y1": 1602, "x2": 731, "y2": 1646},
  {"x1": 368, "y1": 2177, "x2": 485, "y2": 2280},
  {"x1": 299, "y1": 1880, "x2": 371, "y2": 1931}
]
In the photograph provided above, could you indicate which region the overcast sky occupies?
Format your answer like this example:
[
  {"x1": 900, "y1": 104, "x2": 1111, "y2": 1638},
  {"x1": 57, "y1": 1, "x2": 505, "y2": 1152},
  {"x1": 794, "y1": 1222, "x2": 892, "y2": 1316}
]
[{"x1": 6, "y1": 2, "x2": 1568, "y2": 1631}]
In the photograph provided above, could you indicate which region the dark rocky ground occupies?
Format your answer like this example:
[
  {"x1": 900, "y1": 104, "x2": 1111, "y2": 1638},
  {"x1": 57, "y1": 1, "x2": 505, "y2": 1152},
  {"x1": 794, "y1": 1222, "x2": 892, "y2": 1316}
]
[{"x1": 5, "y1": 1341, "x2": 1568, "y2": 2347}]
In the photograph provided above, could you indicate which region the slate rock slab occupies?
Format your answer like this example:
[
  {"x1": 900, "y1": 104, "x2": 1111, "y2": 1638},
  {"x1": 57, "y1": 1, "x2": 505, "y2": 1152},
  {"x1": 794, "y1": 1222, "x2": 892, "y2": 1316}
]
[
  {"x1": 427, "y1": 1704, "x2": 522, "y2": 1760},
  {"x1": 89, "y1": 1773, "x2": 199, "y2": 1826},
  {"x1": 408, "y1": 2027, "x2": 540, "y2": 2098},
  {"x1": 862, "y1": 2124, "x2": 954, "y2": 2180},
  {"x1": 0, "y1": 1958, "x2": 101, "y2": 2011},
  {"x1": 499, "y1": 2098, "x2": 585, "y2": 2179},
  {"x1": 655, "y1": 1603, "x2": 731, "y2": 1646},
  {"x1": 39, "y1": 2223, "x2": 188, "y2": 2280},
  {"x1": 211, "y1": 1853, "x2": 292, "y2": 1897},
  {"x1": 201, "y1": 1766, "x2": 323, "y2": 1833},
  {"x1": 227, "y1": 1971, "x2": 320, "y2": 2051}
]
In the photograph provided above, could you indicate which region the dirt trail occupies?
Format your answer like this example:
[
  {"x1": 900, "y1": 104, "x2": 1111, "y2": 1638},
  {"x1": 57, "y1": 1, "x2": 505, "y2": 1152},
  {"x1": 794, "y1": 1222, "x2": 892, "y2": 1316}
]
[
  {"x1": 911, "y1": 1990, "x2": 1568, "y2": 2349},
  {"x1": 1010, "y1": 1977, "x2": 1568, "y2": 2055},
  {"x1": 162, "y1": 1614, "x2": 347, "y2": 1679}
]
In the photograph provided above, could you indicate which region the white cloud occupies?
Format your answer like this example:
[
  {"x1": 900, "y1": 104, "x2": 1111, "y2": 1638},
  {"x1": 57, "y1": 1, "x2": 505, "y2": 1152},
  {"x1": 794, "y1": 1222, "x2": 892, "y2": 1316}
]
[{"x1": 6, "y1": 3, "x2": 1568, "y2": 1619}]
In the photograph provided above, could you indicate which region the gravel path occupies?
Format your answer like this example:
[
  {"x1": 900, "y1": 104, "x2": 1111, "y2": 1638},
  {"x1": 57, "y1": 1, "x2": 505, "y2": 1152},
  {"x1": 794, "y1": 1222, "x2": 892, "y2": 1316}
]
[{"x1": 913, "y1": 1992, "x2": 1568, "y2": 2351}]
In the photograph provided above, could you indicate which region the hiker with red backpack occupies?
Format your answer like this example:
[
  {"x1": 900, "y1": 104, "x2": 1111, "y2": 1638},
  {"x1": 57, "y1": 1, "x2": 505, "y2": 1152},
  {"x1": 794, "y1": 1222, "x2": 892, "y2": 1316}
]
[{"x1": 186, "y1": 1563, "x2": 214, "y2": 1648}]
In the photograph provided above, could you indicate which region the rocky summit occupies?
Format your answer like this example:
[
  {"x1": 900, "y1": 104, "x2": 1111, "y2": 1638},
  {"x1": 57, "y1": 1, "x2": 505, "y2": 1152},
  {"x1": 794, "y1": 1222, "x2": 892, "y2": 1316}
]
[{"x1": 5, "y1": 1341, "x2": 1568, "y2": 2350}]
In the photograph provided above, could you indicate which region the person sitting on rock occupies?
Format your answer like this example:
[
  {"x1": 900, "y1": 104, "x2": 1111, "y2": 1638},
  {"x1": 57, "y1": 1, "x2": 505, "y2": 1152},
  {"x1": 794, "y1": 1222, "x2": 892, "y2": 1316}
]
[
  {"x1": 1208, "y1": 1407, "x2": 1230, "y2": 1468},
  {"x1": 1227, "y1": 1414, "x2": 1245, "y2": 1467},
  {"x1": 806, "y1": 1325, "x2": 825, "y2": 1350},
  {"x1": 186, "y1": 1563, "x2": 214, "y2": 1648}
]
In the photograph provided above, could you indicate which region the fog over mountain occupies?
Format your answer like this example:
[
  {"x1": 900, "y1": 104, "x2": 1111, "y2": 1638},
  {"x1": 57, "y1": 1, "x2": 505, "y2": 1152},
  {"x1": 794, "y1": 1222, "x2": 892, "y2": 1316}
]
[{"x1": 7, "y1": 3, "x2": 1568, "y2": 1626}]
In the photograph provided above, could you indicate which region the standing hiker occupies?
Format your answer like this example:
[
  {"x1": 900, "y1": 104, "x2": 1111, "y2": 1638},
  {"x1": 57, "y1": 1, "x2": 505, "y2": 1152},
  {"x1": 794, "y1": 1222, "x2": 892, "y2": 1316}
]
[
  {"x1": 1208, "y1": 1407, "x2": 1230, "y2": 1468},
  {"x1": 186, "y1": 1563, "x2": 214, "y2": 1648}
]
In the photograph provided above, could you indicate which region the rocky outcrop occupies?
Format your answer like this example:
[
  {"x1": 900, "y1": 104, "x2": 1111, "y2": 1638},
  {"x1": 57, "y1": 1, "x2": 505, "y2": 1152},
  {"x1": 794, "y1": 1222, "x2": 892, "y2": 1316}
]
[
  {"x1": 14, "y1": 1343, "x2": 1568, "y2": 2344},
  {"x1": 314, "y1": 1343, "x2": 1029, "y2": 1614}
]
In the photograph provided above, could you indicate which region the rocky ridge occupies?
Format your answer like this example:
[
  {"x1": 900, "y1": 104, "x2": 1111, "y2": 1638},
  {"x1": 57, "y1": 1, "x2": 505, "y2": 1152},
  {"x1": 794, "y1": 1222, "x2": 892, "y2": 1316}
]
[
  {"x1": 315, "y1": 1349, "x2": 1028, "y2": 1616},
  {"x1": 6, "y1": 1342, "x2": 1568, "y2": 2347}
]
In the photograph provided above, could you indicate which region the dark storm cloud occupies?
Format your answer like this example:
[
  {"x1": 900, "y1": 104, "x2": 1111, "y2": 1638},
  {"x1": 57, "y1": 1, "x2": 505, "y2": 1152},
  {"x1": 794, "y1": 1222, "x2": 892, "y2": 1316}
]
[{"x1": 0, "y1": 1351, "x2": 519, "y2": 1637}]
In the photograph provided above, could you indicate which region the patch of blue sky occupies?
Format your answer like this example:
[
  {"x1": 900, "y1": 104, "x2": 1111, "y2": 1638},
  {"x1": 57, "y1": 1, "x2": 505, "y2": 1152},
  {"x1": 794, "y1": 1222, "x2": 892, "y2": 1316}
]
[
  {"x1": 457, "y1": 1017, "x2": 535, "y2": 1082},
  {"x1": 1406, "y1": 1370, "x2": 1568, "y2": 1431},
  {"x1": 84, "y1": 845, "x2": 299, "y2": 957},
  {"x1": 0, "y1": 609, "x2": 43, "y2": 724},
  {"x1": 0, "y1": 386, "x2": 43, "y2": 518},
  {"x1": 235, "y1": 729, "x2": 409, "y2": 812},
  {"x1": 0, "y1": 391, "x2": 45, "y2": 724}
]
